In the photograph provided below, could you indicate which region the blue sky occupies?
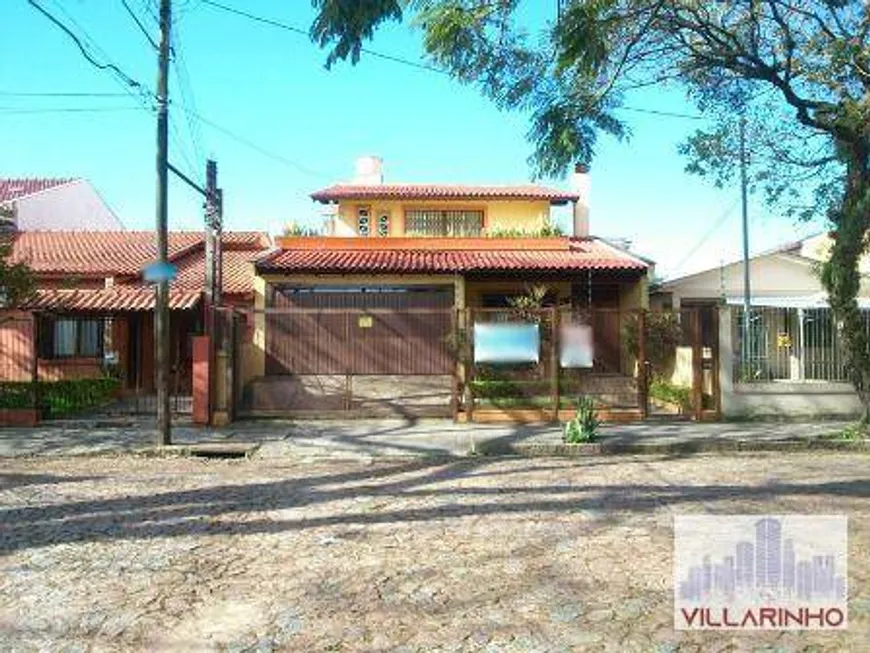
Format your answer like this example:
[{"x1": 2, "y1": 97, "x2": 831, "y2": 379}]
[{"x1": 3, "y1": 0, "x2": 819, "y2": 279}]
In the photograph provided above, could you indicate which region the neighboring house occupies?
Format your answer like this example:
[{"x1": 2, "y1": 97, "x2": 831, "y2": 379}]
[
  {"x1": 0, "y1": 178, "x2": 122, "y2": 231},
  {"x1": 654, "y1": 235, "x2": 870, "y2": 418},
  {"x1": 239, "y1": 157, "x2": 651, "y2": 418},
  {"x1": 0, "y1": 231, "x2": 271, "y2": 404}
]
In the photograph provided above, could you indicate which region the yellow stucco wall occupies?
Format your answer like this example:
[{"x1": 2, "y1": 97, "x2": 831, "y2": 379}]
[{"x1": 333, "y1": 199, "x2": 551, "y2": 236}]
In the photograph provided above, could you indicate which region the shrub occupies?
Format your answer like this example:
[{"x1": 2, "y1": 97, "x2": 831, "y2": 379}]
[
  {"x1": 282, "y1": 222, "x2": 321, "y2": 237},
  {"x1": 563, "y1": 396, "x2": 600, "y2": 443},
  {"x1": 623, "y1": 311, "x2": 683, "y2": 379},
  {"x1": 649, "y1": 379, "x2": 692, "y2": 413},
  {"x1": 0, "y1": 377, "x2": 120, "y2": 417},
  {"x1": 485, "y1": 219, "x2": 565, "y2": 238}
]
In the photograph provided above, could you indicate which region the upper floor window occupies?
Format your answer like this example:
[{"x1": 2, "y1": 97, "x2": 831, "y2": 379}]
[
  {"x1": 357, "y1": 207, "x2": 371, "y2": 236},
  {"x1": 405, "y1": 209, "x2": 483, "y2": 237},
  {"x1": 377, "y1": 212, "x2": 390, "y2": 237}
]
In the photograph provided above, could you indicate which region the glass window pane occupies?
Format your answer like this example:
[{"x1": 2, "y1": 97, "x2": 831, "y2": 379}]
[
  {"x1": 79, "y1": 320, "x2": 101, "y2": 357},
  {"x1": 53, "y1": 319, "x2": 77, "y2": 357}
]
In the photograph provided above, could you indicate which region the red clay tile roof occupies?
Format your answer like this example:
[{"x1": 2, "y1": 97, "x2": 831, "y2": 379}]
[
  {"x1": 10, "y1": 231, "x2": 269, "y2": 277},
  {"x1": 0, "y1": 178, "x2": 77, "y2": 202},
  {"x1": 258, "y1": 238, "x2": 646, "y2": 274},
  {"x1": 310, "y1": 183, "x2": 580, "y2": 204},
  {"x1": 26, "y1": 287, "x2": 201, "y2": 312},
  {"x1": 171, "y1": 248, "x2": 264, "y2": 296},
  {"x1": 12, "y1": 230, "x2": 270, "y2": 311}
]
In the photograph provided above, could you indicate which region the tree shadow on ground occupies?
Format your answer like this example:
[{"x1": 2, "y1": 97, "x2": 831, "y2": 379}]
[
  {"x1": 0, "y1": 473, "x2": 101, "y2": 491},
  {"x1": 1, "y1": 451, "x2": 869, "y2": 554}
]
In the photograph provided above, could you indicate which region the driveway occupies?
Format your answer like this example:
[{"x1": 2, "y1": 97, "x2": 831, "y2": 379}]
[
  {"x1": 0, "y1": 418, "x2": 853, "y2": 459},
  {"x1": 1, "y1": 452, "x2": 868, "y2": 650}
]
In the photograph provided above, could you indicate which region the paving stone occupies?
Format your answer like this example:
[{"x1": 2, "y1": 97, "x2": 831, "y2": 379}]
[{"x1": 0, "y1": 452, "x2": 868, "y2": 650}]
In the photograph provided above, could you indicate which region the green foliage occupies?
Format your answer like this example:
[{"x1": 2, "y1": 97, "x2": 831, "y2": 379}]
[
  {"x1": 0, "y1": 232, "x2": 35, "y2": 308},
  {"x1": 310, "y1": 0, "x2": 870, "y2": 408},
  {"x1": 282, "y1": 222, "x2": 321, "y2": 237},
  {"x1": 649, "y1": 379, "x2": 692, "y2": 413},
  {"x1": 0, "y1": 378, "x2": 120, "y2": 417},
  {"x1": 486, "y1": 219, "x2": 565, "y2": 238},
  {"x1": 833, "y1": 423, "x2": 867, "y2": 441},
  {"x1": 506, "y1": 283, "x2": 551, "y2": 322},
  {"x1": 563, "y1": 396, "x2": 600, "y2": 443},
  {"x1": 623, "y1": 311, "x2": 682, "y2": 380}
]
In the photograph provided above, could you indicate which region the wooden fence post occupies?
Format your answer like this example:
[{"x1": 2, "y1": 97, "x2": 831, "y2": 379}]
[
  {"x1": 450, "y1": 307, "x2": 459, "y2": 422},
  {"x1": 711, "y1": 307, "x2": 721, "y2": 420},
  {"x1": 551, "y1": 306, "x2": 560, "y2": 422},
  {"x1": 692, "y1": 308, "x2": 704, "y2": 421},
  {"x1": 344, "y1": 310, "x2": 352, "y2": 412},
  {"x1": 637, "y1": 309, "x2": 648, "y2": 418},
  {"x1": 31, "y1": 313, "x2": 40, "y2": 417},
  {"x1": 466, "y1": 308, "x2": 475, "y2": 423}
]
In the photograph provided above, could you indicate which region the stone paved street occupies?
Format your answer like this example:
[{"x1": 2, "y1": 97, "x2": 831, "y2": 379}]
[
  {"x1": 0, "y1": 418, "x2": 853, "y2": 459},
  {"x1": 1, "y1": 451, "x2": 869, "y2": 651}
]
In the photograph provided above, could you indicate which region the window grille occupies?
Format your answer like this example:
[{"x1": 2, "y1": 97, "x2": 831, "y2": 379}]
[{"x1": 405, "y1": 209, "x2": 483, "y2": 236}]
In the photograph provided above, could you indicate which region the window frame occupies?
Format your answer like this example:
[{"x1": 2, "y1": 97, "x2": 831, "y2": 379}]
[
  {"x1": 376, "y1": 210, "x2": 390, "y2": 237},
  {"x1": 356, "y1": 205, "x2": 371, "y2": 237},
  {"x1": 403, "y1": 206, "x2": 486, "y2": 237},
  {"x1": 38, "y1": 315, "x2": 105, "y2": 360}
]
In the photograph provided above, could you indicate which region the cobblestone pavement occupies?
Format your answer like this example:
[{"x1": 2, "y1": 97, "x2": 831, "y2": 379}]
[
  {"x1": 1, "y1": 452, "x2": 869, "y2": 651},
  {"x1": 0, "y1": 418, "x2": 852, "y2": 459}
]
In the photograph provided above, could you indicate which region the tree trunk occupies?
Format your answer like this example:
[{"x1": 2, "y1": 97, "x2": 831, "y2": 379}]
[{"x1": 821, "y1": 142, "x2": 870, "y2": 422}]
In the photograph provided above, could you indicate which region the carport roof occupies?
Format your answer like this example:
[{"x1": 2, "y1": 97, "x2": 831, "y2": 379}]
[{"x1": 258, "y1": 237, "x2": 648, "y2": 274}]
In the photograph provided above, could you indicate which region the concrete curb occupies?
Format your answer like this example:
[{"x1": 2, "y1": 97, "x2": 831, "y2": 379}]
[
  {"x1": 474, "y1": 437, "x2": 870, "y2": 457},
  {"x1": 133, "y1": 442, "x2": 262, "y2": 459}
]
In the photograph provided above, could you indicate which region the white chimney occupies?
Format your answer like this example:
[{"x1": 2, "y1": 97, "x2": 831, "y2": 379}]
[
  {"x1": 571, "y1": 163, "x2": 590, "y2": 237},
  {"x1": 353, "y1": 155, "x2": 384, "y2": 185}
]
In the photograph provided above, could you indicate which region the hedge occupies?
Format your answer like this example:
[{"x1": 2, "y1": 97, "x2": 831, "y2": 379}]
[{"x1": 0, "y1": 378, "x2": 121, "y2": 418}]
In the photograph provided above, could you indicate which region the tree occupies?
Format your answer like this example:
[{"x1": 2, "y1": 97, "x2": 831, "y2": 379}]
[
  {"x1": 310, "y1": 1, "x2": 870, "y2": 417},
  {"x1": 0, "y1": 206, "x2": 34, "y2": 308}
]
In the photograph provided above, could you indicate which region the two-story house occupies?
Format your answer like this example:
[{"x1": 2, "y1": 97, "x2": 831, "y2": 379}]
[{"x1": 240, "y1": 158, "x2": 651, "y2": 420}]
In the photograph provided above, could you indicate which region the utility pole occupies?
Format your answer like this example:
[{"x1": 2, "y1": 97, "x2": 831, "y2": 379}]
[
  {"x1": 739, "y1": 116, "x2": 751, "y2": 371},
  {"x1": 155, "y1": 0, "x2": 172, "y2": 446},
  {"x1": 204, "y1": 160, "x2": 218, "y2": 422}
]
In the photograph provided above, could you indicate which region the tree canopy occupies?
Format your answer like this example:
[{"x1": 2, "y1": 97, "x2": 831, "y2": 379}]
[
  {"x1": 0, "y1": 205, "x2": 34, "y2": 308},
  {"x1": 311, "y1": 0, "x2": 870, "y2": 413}
]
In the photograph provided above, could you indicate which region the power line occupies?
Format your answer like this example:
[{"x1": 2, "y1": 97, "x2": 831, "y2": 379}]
[
  {"x1": 27, "y1": 0, "x2": 144, "y2": 92},
  {"x1": 618, "y1": 105, "x2": 706, "y2": 121},
  {"x1": 0, "y1": 90, "x2": 132, "y2": 98},
  {"x1": 172, "y1": 21, "x2": 206, "y2": 165},
  {"x1": 0, "y1": 106, "x2": 145, "y2": 115},
  {"x1": 27, "y1": 0, "x2": 157, "y2": 113},
  {"x1": 200, "y1": 0, "x2": 448, "y2": 75},
  {"x1": 176, "y1": 104, "x2": 330, "y2": 178},
  {"x1": 673, "y1": 197, "x2": 741, "y2": 274},
  {"x1": 121, "y1": 0, "x2": 159, "y2": 50}
]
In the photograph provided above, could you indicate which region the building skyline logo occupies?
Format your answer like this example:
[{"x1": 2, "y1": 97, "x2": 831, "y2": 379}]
[{"x1": 674, "y1": 515, "x2": 848, "y2": 630}]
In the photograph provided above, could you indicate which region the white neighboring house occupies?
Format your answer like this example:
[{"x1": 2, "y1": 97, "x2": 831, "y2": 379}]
[
  {"x1": 655, "y1": 235, "x2": 870, "y2": 418},
  {"x1": 0, "y1": 178, "x2": 122, "y2": 231}
]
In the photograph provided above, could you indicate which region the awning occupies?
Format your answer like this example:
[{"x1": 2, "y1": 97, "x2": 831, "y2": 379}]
[
  {"x1": 26, "y1": 287, "x2": 202, "y2": 312},
  {"x1": 725, "y1": 294, "x2": 870, "y2": 309}
]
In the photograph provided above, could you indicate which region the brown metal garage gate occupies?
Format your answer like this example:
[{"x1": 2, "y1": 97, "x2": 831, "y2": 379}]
[{"x1": 253, "y1": 285, "x2": 456, "y2": 416}]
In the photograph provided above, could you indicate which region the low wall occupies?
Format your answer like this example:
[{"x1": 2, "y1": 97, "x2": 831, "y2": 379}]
[
  {"x1": 718, "y1": 306, "x2": 862, "y2": 418},
  {"x1": 243, "y1": 374, "x2": 453, "y2": 417},
  {"x1": 723, "y1": 382, "x2": 862, "y2": 418}
]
